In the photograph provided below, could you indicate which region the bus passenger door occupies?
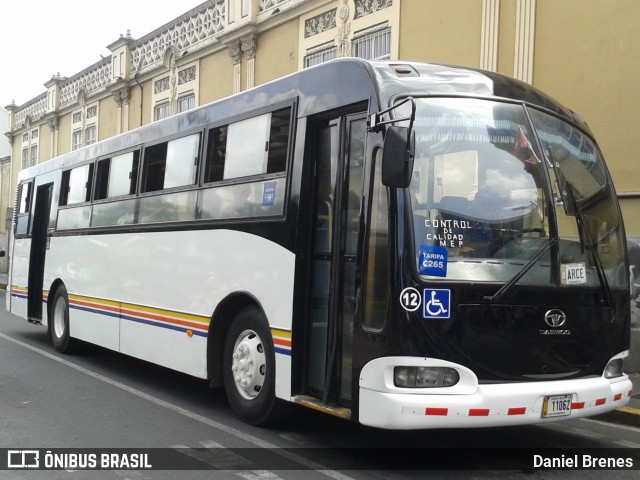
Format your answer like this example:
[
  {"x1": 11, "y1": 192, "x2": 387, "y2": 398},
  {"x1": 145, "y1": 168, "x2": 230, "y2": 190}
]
[
  {"x1": 304, "y1": 113, "x2": 366, "y2": 408},
  {"x1": 28, "y1": 183, "x2": 53, "y2": 321}
]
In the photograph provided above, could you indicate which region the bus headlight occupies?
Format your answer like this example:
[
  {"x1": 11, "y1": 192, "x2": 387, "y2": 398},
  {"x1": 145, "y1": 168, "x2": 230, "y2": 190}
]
[
  {"x1": 604, "y1": 358, "x2": 623, "y2": 379},
  {"x1": 394, "y1": 366, "x2": 460, "y2": 388}
]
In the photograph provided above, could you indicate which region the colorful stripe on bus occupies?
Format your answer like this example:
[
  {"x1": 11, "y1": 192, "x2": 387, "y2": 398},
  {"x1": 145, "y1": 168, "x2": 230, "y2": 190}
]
[{"x1": 11, "y1": 285, "x2": 292, "y2": 354}]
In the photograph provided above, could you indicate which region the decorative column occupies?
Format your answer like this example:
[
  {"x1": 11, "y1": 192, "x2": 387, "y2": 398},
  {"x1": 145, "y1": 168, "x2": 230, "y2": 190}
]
[
  {"x1": 229, "y1": 40, "x2": 243, "y2": 94},
  {"x1": 241, "y1": 34, "x2": 258, "y2": 89},
  {"x1": 112, "y1": 85, "x2": 130, "y2": 134},
  {"x1": 480, "y1": 0, "x2": 500, "y2": 72},
  {"x1": 48, "y1": 117, "x2": 59, "y2": 159},
  {"x1": 514, "y1": 0, "x2": 536, "y2": 83}
]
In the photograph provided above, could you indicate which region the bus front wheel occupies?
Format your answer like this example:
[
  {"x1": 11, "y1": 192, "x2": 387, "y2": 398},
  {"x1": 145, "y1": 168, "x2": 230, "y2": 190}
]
[
  {"x1": 49, "y1": 285, "x2": 76, "y2": 354},
  {"x1": 222, "y1": 307, "x2": 281, "y2": 425}
]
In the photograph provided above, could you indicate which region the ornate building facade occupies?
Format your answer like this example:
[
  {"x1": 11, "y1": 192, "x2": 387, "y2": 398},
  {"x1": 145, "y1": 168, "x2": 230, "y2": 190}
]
[{"x1": 3, "y1": 0, "x2": 640, "y2": 264}]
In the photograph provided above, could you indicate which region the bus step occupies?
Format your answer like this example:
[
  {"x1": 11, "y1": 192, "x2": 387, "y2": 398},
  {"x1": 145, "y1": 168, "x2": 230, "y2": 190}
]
[{"x1": 292, "y1": 395, "x2": 352, "y2": 420}]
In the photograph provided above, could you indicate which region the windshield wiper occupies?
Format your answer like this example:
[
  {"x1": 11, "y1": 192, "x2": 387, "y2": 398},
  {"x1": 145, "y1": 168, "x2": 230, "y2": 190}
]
[
  {"x1": 563, "y1": 182, "x2": 613, "y2": 306},
  {"x1": 483, "y1": 237, "x2": 559, "y2": 304}
]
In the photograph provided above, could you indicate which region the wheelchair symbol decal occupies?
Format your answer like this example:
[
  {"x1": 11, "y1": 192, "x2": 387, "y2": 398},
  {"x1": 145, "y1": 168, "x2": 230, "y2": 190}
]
[{"x1": 423, "y1": 289, "x2": 450, "y2": 319}]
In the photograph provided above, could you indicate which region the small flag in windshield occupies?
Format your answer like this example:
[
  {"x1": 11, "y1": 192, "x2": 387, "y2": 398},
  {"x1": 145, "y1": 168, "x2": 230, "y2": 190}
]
[{"x1": 513, "y1": 128, "x2": 538, "y2": 166}]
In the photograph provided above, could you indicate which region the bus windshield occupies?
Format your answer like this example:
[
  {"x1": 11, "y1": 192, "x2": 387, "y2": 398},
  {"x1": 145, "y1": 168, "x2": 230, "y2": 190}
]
[{"x1": 408, "y1": 97, "x2": 626, "y2": 289}]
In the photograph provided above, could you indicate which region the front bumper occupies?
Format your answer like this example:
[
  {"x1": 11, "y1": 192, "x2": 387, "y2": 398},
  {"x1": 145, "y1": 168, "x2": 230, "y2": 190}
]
[{"x1": 358, "y1": 356, "x2": 632, "y2": 429}]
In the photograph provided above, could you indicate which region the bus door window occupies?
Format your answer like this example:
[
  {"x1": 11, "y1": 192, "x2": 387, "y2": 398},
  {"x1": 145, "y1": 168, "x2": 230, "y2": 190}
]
[
  {"x1": 308, "y1": 120, "x2": 338, "y2": 395},
  {"x1": 15, "y1": 182, "x2": 33, "y2": 236},
  {"x1": 28, "y1": 183, "x2": 53, "y2": 320},
  {"x1": 307, "y1": 113, "x2": 366, "y2": 405}
]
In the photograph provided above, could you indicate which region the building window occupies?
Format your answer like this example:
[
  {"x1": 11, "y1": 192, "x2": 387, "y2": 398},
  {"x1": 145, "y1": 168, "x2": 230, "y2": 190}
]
[
  {"x1": 154, "y1": 101, "x2": 170, "y2": 121},
  {"x1": 72, "y1": 130, "x2": 83, "y2": 151},
  {"x1": 21, "y1": 127, "x2": 39, "y2": 168},
  {"x1": 304, "y1": 44, "x2": 337, "y2": 68},
  {"x1": 85, "y1": 125, "x2": 96, "y2": 145},
  {"x1": 178, "y1": 93, "x2": 195, "y2": 113},
  {"x1": 30, "y1": 146, "x2": 38, "y2": 166},
  {"x1": 152, "y1": 61, "x2": 198, "y2": 120},
  {"x1": 352, "y1": 24, "x2": 391, "y2": 60},
  {"x1": 21, "y1": 148, "x2": 29, "y2": 169},
  {"x1": 70, "y1": 102, "x2": 99, "y2": 149}
]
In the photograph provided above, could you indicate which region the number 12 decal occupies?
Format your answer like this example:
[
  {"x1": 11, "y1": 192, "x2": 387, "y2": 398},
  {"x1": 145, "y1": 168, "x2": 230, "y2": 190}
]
[{"x1": 399, "y1": 287, "x2": 421, "y2": 312}]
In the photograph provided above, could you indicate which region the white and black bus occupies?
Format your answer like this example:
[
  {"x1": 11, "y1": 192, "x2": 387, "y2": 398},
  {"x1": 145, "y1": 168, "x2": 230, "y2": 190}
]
[{"x1": 8, "y1": 59, "x2": 632, "y2": 428}]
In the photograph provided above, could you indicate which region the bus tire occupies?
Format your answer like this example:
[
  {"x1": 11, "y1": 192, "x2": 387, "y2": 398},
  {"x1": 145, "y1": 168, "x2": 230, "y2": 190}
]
[
  {"x1": 222, "y1": 306, "x2": 281, "y2": 426},
  {"x1": 49, "y1": 285, "x2": 76, "y2": 354}
]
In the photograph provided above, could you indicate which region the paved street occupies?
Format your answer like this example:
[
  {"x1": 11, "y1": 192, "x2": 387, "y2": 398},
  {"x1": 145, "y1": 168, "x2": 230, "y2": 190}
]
[{"x1": 1, "y1": 290, "x2": 639, "y2": 479}]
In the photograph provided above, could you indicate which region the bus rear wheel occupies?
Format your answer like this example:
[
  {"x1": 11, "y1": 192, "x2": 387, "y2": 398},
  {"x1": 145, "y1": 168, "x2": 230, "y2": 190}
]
[
  {"x1": 222, "y1": 307, "x2": 281, "y2": 425},
  {"x1": 49, "y1": 285, "x2": 76, "y2": 353}
]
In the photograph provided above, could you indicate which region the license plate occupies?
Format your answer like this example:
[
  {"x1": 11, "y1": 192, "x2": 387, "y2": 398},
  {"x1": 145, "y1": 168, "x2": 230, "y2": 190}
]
[{"x1": 542, "y1": 394, "x2": 572, "y2": 418}]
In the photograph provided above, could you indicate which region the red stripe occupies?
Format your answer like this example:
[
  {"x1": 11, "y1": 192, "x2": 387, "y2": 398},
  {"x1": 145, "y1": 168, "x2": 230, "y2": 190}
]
[
  {"x1": 273, "y1": 337, "x2": 292, "y2": 347},
  {"x1": 614, "y1": 393, "x2": 622, "y2": 401},
  {"x1": 507, "y1": 407, "x2": 526, "y2": 415},
  {"x1": 595, "y1": 398, "x2": 606, "y2": 406},
  {"x1": 571, "y1": 402, "x2": 585, "y2": 410},
  {"x1": 425, "y1": 408, "x2": 448, "y2": 416},
  {"x1": 468, "y1": 408, "x2": 490, "y2": 416}
]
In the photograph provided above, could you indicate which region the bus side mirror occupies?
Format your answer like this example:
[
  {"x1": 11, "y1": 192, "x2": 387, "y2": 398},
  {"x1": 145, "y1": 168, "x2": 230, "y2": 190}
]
[{"x1": 381, "y1": 126, "x2": 415, "y2": 188}]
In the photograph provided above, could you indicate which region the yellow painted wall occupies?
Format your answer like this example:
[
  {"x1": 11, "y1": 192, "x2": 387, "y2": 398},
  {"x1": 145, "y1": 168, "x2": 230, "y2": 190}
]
[
  {"x1": 199, "y1": 50, "x2": 235, "y2": 105},
  {"x1": 399, "y1": 0, "x2": 483, "y2": 66},
  {"x1": 533, "y1": 0, "x2": 640, "y2": 236},
  {"x1": 38, "y1": 125, "x2": 51, "y2": 163},
  {"x1": 98, "y1": 97, "x2": 115, "y2": 141},
  {"x1": 57, "y1": 113, "x2": 71, "y2": 156},
  {"x1": 496, "y1": 0, "x2": 516, "y2": 76},
  {"x1": 127, "y1": 82, "x2": 143, "y2": 130},
  {"x1": 255, "y1": 18, "x2": 299, "y2": 86}
]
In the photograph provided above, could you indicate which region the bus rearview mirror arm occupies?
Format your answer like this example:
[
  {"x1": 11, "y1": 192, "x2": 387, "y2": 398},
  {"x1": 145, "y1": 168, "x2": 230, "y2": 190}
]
[{"x1": 369, "y1": 97, "x2": 416, "y2": 188}]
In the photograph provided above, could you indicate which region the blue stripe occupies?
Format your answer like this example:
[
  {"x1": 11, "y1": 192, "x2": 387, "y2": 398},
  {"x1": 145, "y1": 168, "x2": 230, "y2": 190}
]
[{"x1": 274, "y1": 346, "x2": 292, "y2": 356}]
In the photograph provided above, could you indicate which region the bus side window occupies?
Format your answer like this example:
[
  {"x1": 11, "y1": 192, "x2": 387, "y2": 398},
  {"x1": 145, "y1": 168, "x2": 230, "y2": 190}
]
[
  {"x1": 266, "y1": 107, "x2": 291, "y2": 174},
  {"x1": 18, "y1": 182, "x2": 32, "y2": 213},
  {"x1": 142, "y1": 134, "x2": 200, "y2": 193},
  {"x1": 15, "y1": 182, "x2": 33, "y2": 235},
  {"x1": 204, "y1": 125, "x2": 228, "y2": 183},
  {"x1": 95, "y1": 151, "x2": 140, "y2": 200},
  {"x1": 60, "y1": 164, "x2": 94, "y2": 206},
  {"x1": 203, "y1": 106, "x2": 291, "y2": 184}
]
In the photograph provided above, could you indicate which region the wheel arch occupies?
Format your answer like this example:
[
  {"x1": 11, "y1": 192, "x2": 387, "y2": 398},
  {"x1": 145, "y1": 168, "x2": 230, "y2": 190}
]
[
  {"x1": 46, "y1": 278, "x2": 66, "y2": 327},
  {"x1": 207, "y1": 291, "x2": 267, "y2": 388}
]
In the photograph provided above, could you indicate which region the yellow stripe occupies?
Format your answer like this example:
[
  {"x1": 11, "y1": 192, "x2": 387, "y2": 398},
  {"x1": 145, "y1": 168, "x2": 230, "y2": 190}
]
[
  {"x1": 69, "y1": 293, "x2": 210, "y2": 326},
  {"x1": 70, "y1": 293, "x2": 120, "y2": 308},
  {"x1": 121, "y1": 301, "x2": 209, "y2": 325},
  {"x1": 271, "y1": 328, "x2": 291, "y2": 338},
  {"x1": 618, "y1": 406, "x2": 640, "y2": 416}
]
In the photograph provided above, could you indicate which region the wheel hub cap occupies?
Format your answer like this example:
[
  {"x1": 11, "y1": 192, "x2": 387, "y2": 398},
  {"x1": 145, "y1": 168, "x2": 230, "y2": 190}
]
[{"x1": 231, "y1": 330, "x2": 266, "y2": 400}]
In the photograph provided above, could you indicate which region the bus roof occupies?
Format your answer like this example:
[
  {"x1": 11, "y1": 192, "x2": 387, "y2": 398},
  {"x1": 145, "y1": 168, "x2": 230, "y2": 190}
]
[{"x1": 18, "y1": 58, "x2": 587, "y2": 182}]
